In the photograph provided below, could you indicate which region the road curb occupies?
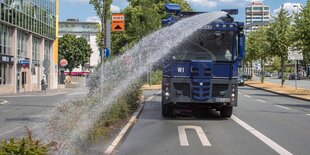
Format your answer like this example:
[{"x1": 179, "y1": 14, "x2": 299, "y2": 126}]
[
  {"x1": 0, "y1": 100, "x2": 8, "y2": 105},
  {"x1": 245, "y1": 84, "x2": 310, "y2": 102},
  {"x1": 104, "y1": 96, "x2": 146, "y2": 155}
]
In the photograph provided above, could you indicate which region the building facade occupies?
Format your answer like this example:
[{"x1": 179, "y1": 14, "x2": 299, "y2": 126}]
[
  {"x1": 245, "y1": 1, "x2": 270, "y2": 33},
  {"x1": 0, "y1": 0, "x2": 58, "y2": 94},
  {"x1": 59, "y1": 19, "x2": 100, "y2": 74}
]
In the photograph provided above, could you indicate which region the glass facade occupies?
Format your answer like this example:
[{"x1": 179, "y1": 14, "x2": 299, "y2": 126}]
[
  {"x1": 32, "y1": 36, "x2": 40, "y2": 61},
  {"x1": 0, "y1": 23, "x2": 12, "y2": 55},
  {"x1": 0, "y1": 0, "x2": 56, "y2": 39},
  {"x1": 17, "y1": 30, "x2": 28, "y2": 58}
]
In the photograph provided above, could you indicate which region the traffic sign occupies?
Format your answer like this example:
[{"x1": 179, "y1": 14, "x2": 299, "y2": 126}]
[
  {"x1": 104, "y1": 48, "x2": 110, "y2": 58},
  {"x1": 288, "y1": 48, "x2": 303, "y2": 61},
  {"x1": 43, "y1": 59, "x2": 51, "y2": 68},
  {"x1": 112, "y1": 13, "x2": 125, "y2": 32},
  {"x1": 22, "y1": 64, "x2": 28, "y2": 69},
  {"x1": 60, "y1": 59, "x2": 68, "y2": 67}
]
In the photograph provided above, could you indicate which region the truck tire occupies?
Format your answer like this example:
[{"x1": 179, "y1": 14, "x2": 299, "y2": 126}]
[
  {"x1": 220, "y1": 106, "x2": 233, "y2": 118},
  {"x1": 162, "y1": 103, "x2": 173, "y2": 118}
]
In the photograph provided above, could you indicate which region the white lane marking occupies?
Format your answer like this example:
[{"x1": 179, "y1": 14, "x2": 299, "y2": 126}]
[
  {"x1": 256, "y1": 99, "x2": 266, "y2": 103},
  {"x1": 0, "y1": 126, "x2": 23, "y2": 137},
  {"x1": 275, "y1": 105, "x2": 290, "y2": 110},
  {"x1": 244, "y1": 95, "x2": 251, "y2": 98},
  {"x1": 0, "y1": 100, "x2": 9, "y2": 105},
  {"x1": 177, "y1": 125, "x2": 211, "y2": 146},
  {"x1": 145, "y1": 96, "x2": 154, "y2": 101},
  {"x1": 157, "y1": 90, "x2": 162, "y2": 94},
  {"x1": 306, "y1": 114, "x2": 310, "y2": 116},
  {"x1": 232, "y1": 115, "x2": 293, "y2": 155}
]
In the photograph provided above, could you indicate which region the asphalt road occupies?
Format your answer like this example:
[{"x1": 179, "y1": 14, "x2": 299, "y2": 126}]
[
  {"x1": 0, "y1": 90, "x2": 88, "y2": 140},
  {"x1": 116, "y1": 87, "x2": 310, "y2": 155}
]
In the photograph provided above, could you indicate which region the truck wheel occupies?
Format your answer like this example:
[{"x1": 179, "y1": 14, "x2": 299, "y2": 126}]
[
  {"x1": 220, "y1": 106, "x2": 233, "y2": 118},
  {"x1": 162, "y1": 103, "x2": 173, "y2": 118}
]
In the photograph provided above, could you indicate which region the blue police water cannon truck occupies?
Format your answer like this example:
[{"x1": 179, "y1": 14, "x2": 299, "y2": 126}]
[{"x1": 161, "y1": 3, "x2": 245, "y2": 118}]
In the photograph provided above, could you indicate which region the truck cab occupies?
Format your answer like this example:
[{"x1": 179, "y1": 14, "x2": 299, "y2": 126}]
[{"x1": 161, "y1": 4, "x2": 245, "y2": 118}]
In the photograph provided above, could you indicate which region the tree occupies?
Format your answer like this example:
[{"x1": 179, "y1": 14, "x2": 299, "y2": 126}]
[
  {"x1": 293, "y1": 1, "x2": 310, "y2": 76},
  {"x1": 90, "y1": 0, "x2": 192, "y2": 56},
  {"x1": 266, "y1": 6, "x2": 292, "y2": 86},
  {"x1": 246, "y1": 26, "x2": 270, "y2": 83},
  {"x1": 58, "y1": 34, "x2": 93, "y2": 73}
]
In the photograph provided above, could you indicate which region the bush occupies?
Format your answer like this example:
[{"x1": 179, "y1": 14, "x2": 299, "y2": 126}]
[
  {"x1": 149, "y1": 70, "x2": 162, "y2": 85},
  {"x1": 88, "y1": 82, "x2": 142, "y2": 141},
  {"x1": 0, "y1": 127, "x2": 54, "y2": 155}
]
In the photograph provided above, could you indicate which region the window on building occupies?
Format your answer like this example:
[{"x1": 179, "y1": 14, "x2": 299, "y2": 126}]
[
  {"x1": 246, "y1": 7, "x2": 252, "y2": 11},
  {"x1": 0, "y1": 63, "x2": 12, "y2": 85},
  {"x1": 81, "y1": 34, "x2": 90, "y2": 43},
  {"x1": 264, "y1": 7, "x2": 269, "y2": 10},
  {"x1": 17, "y1": 30, "x2": 28, "y2": 58},
  {"x1": 253, "y1": 7, "x2": 263, "y2": 10},
  {"x1": 32, "y1": 37, "x2": 40, "y2": 61},
  {"x1": 44, "y1": 39, "x2": 52, "y2": 60},
  {"x1": 0, "y1": 23, "x2": 12, "y2": 55}
]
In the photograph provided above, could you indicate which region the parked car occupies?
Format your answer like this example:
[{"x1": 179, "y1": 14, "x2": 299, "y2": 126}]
[
  {"x1": 264, "y1": 72, "x2": 272, "y2": 77},
  {"x1": 238, "y1": 75, "x2": 245, "y2": 86},
  {"x1": 241, "y1": 74, "x2": 252, "y2": 80},
  {"x1": 288, "y1": 73, "x2": 301, "y2": 80}
]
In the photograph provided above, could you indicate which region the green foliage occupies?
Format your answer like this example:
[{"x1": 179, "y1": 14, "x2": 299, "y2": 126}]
[
  {"x1": 293, "y1": 1, "x2": 310, "y2": 66},
  {"x1": 267, "y1": 6, "x2": 291, "y2": 86},
  {"x1": 0, "y1": 127, "x2": 52, "y2": 155},
  {"x1": 58, "y1": 34, "x2": 93, "y2": 72},
  {"x1": 272, "y1": 56, "x2": 281, "y2": 72},
  {"x1": 88, "y1": 82, "x2": 142, "y2": 141},
  {"x1": 246, "y1": 26, "x2": 270, "y2": 83},
  {"x1": 150, "y1": 70, "x2": 163, "y2": 85},
  {"x1": 90, "y1": 0, "x2": 192, "y2": 56}
]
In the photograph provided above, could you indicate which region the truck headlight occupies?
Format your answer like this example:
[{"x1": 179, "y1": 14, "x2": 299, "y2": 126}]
[{"x1": 165, "y1": 92, "x2": 170, "y2": 97}]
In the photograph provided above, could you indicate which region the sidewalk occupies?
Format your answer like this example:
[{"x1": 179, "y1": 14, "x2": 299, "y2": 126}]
[
  {"x1": 245, "y1": 80, "x2": 310, "y2": 101},
  {"x1": 0, "y1": 88, "x2": 83, "y2": 97}
]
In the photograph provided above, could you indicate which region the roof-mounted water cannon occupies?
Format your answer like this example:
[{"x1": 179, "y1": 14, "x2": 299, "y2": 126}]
[
  {"x1": 164, "y1": 3, "x2": 181, "y2": 14},
  {"x1": 221, "y1": 9, "x2": 238, "y2": 15}
]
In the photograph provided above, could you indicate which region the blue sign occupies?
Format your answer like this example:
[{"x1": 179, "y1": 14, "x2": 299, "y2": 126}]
[
  {"x1": 104, "y1": 48, "x2": 110, "y2": 58},
  {"x1": 18, "y1": 59, "x2": 30, "y2": 65},
  {"x1": 100, "y1": 48, "x2": 110, "y2": 58}
]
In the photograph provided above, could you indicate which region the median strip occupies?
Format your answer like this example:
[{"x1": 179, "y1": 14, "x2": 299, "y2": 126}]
[
  {"x1": 232, "y1": 115, "x2": 293, "y2": 155},
  {"x1": 104, "y1": 96, "x2": 148, "y2": 155}
]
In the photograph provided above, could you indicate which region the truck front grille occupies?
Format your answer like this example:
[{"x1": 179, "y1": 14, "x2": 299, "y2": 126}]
[
  {"x1": 212, "y1": 84, "x2": 229, "y2": 97},
  {"x1": 173, "y1": 83, "x2": 190, "y2": 97}
]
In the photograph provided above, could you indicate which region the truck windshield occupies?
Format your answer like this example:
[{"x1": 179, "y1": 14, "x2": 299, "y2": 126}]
[{"x1": 171, "y1": 30, "x2": 235, "y2": 61}]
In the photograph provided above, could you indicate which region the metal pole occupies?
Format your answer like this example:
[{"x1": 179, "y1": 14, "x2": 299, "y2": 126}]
[
  {"x1": 101, "y1": 0, "x2": 106, "y2": 64},
  {"x1": 295, "y1": 60, "x2": 297, "y2": 90}
]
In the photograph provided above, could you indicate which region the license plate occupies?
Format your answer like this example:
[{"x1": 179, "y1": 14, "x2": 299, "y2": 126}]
[{"x1": 215, "y1": 98, "x2": 230, "y2": 103}]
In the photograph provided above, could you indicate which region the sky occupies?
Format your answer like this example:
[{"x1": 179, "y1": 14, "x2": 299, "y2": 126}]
[{"x1": 59, "y1": 0, "x2": 307, "y2": 23}]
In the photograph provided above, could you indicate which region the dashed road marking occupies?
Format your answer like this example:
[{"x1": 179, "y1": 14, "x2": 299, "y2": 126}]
[
  {"x1": 178, "y1": 125, "x2": 211, "y2": 146},
  {"x1": 275, "y1": 105, "x2": 290, "y2": 110},
  {"x1": 145, "y1": 96, "x2": 154, "y2": 101},
  {"x1": 244, "y1": 95, "x2": 251, "y2": 98},
  {"x1": 0, "y1": 100, "x2": 9, "y2": 105},
  {"x1": 306, "y1": 114, "x2": 310, "y2": 116},
  {"x1": 232, "y1": 115, "x2": 293, "y2": 155},
  {"x1": 256, "y1": 99, "x2": 266, "y2": 103}
]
